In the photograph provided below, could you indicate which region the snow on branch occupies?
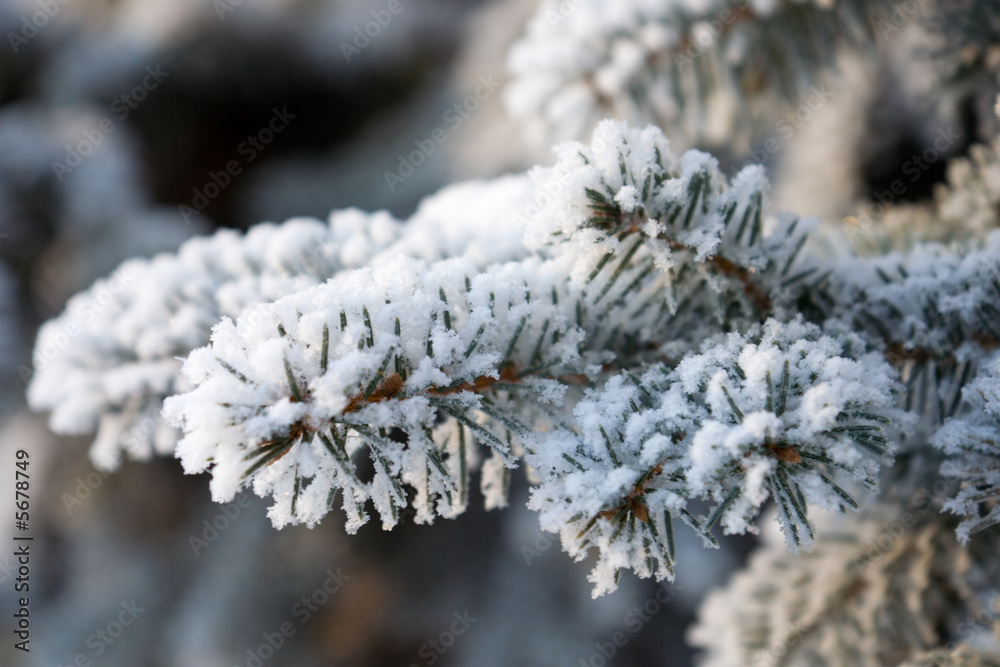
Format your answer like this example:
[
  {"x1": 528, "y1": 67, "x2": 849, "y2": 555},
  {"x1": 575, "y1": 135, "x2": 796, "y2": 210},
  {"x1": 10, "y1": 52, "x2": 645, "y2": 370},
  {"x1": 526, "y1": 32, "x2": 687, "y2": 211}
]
[
  {"x1": 935, "y1": 137, "x2": 1000, "y2": 240},
  {"x1": 505, "y1": 0, "x2": 879, "y2": 148},
  {"x1": 28, "y1": 216, "x2": 395, "y2": 471},
  {"x1": 527, "y1": 318, "x2": 903, "y2": 596},
  {"x1": 690, "y1": 506, "x2": 999, "y2": 666},
  {"x1": 523, "y1": 120, "x2": 818, "y2": 339},
  {"x1": 856, "y1": 136, "x2": 1000, "y2": 252},
  {"x1": 164, "y1": 256, "x2": 590, "y2": 530},
  {"x1": 28, "y1": 118, "x2": 858, "y2": 602},
  {"x1": 901, "y1": 645, "x2": 1000, "y2": 667},
  {"x1": 934, "y1": 353, "x2": 1000, "y2": 543},
  {"x1": 826, "y1": 233, "x2": 1000, "y2": 361},
  {"x1": 26, "y1": 176, "x2": 534, "y2": 471},
  {"x1": 159, "y1": 121, "x2": 817, "y2": 539}
]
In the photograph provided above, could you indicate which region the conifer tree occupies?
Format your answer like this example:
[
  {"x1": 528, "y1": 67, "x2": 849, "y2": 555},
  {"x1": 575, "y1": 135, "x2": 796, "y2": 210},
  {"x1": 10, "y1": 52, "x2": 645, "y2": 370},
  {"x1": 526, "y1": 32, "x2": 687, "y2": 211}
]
[{"x1": 27, "y1": 1, "x2": 1000, "y2": 663}]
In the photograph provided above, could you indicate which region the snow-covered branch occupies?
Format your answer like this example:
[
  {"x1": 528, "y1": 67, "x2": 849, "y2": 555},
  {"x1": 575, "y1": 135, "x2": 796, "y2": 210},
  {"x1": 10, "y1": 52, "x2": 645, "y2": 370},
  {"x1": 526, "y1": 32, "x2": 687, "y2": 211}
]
[
  {"x1": 528, "y1": 318, "x2": 902, "y2": 596},
  {"x1": 26, "y1": 177, "x2": 534, "y2": 471},
  {"x1": 934, "y1": 353, "x2": 1000, "y2": 542},
  {"x1": 691, "y1": 506, "x2": 1000, "y2": 666},
  {"x1": 158, "y1": 121, "x2": 821, "y2": 543},
  {"x1": 506, "y1": 0, "x2": 879, "y2": 148}
]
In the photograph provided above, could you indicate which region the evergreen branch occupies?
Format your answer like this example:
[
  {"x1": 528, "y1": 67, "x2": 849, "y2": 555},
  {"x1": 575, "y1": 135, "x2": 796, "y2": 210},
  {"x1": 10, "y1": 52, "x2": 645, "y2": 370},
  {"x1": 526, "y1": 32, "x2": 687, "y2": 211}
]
[
  {"x1": 507, "y1": 0, "x2": 883, "y2": 147},
  {"x1": 527, "y1": 318, "x2": 903, "y2": 595}
]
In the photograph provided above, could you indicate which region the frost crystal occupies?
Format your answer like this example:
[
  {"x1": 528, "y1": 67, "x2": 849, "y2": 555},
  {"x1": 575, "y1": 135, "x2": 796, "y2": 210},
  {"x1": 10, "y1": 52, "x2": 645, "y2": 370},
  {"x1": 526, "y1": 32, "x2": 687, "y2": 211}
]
[
  {"x1": 828, "y1": 233, "x2": 1000, "y2": 358},
  {"x1": 159, "y1": 121, "x2": 824, "y2": 543},
  {"x1": 28, "y1": 214, "x2": 401, "y2": 470},
  {"x1": 690, "y1": 508, "x2": 1000, "y2": 667},
  {"x1": 934, "y1": 353, "x2": 1000, "y2": 543},
  {"x1": 165, "y1": 256, "x2": 587, "y2": 530},
  {"x1": 27, "y1": 176, "x2": 534, "y2": 471},
  {"x1": 505, "y1": 0, "x2": 878, "y2": 147},
  {"x1": 528, "y1": 318, "x2": 902, "y2": 596}
]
